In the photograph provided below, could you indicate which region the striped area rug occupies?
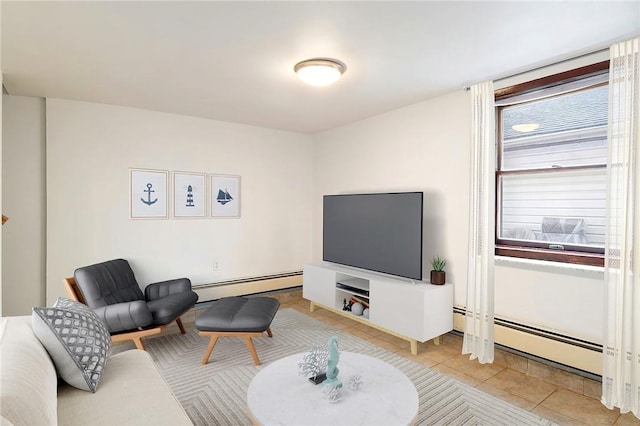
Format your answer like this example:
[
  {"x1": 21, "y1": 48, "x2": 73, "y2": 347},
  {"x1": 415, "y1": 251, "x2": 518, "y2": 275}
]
[{"x1": 113, "y1": 308, "x2": 556, "y2": 426}]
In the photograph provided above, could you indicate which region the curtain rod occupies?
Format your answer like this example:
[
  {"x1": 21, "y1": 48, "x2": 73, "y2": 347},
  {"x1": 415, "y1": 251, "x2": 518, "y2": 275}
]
[{"x1": 463, "y1": 47, "x2": 609, "y2": 91}]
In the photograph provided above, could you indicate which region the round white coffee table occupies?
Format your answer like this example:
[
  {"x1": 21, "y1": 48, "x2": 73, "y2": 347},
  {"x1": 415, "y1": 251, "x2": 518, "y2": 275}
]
[{"x1": 247, "y1": 351, "x2": 418, "y2": 425}]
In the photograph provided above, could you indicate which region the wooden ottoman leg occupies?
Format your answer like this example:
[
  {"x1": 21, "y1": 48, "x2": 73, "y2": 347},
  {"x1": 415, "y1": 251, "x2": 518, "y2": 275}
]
[
  {"x1": 201, "y1": 334, "x2": 219, "y2": 365},
  {"x1": 243, "y1": 336, "x2": 261, "y2": 366},
  {"x1": 196, "y1": 297, "x2": 279, "y2": 367}
]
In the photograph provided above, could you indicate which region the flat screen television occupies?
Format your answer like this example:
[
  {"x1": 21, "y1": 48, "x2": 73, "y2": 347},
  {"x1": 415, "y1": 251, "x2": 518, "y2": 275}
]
[{"x1": 323, "y1": 192, "x2": 423, "y2": 280}]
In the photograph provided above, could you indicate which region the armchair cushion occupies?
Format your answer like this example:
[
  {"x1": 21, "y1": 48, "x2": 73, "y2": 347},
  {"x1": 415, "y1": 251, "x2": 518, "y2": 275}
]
[
  {"x1": 31, "y1": 298, "x2": 111, "y2": 393},
  {"x1": 145, "y1": 278, "x2": 192, "y2": 301},
  {"x1": 93, "y1": 300, "x2": 153, "y2": 333},
  {"x1": 146, "y1": 291, "x2": 199, "y2": 326},
  {"x1": 74, "y1": 259, "x2": 144, "y2": 308}
]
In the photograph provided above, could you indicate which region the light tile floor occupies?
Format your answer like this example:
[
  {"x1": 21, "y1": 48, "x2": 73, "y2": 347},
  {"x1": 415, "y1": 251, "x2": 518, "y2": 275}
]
[{"x1": 263, "y1": 290, "x2": 639, "y2": 426}]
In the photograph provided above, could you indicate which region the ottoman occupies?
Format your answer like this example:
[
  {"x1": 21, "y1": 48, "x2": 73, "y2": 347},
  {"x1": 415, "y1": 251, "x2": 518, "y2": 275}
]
[{"x1": 196, "y1": 296, "x2": 280, "y2": 366}]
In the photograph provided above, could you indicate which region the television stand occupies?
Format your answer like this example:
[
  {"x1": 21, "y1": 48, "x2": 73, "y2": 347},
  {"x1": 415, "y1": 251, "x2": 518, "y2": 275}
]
[{"x1": 303, "y1": 262, "x2": 453, "y2": 355}]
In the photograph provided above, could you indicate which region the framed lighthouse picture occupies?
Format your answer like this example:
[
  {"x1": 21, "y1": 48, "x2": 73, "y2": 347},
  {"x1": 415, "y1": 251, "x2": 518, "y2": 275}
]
[
  {"x1": 211, "y1": 174, "x2": 240, "y2": 218},
  {"x1": 172, "y1": 171, "x2": 206, "y2": 219},
  {"x1": 129, "y1": 168, "x2": 169, "y2": 219}
]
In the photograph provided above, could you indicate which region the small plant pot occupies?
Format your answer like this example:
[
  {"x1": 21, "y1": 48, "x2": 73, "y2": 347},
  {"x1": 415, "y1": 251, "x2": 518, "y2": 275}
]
[{"x1": 430, "y1": 270, "x2": 446, "y2": 285}]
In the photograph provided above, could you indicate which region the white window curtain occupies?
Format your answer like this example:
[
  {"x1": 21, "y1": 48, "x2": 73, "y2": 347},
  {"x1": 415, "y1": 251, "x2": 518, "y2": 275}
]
[
  {"x1": 462, "y1": 81, "x2": 496, "y2": 364},
  {"x1": 602, "y1": 37, "x2": 640, "y2": 419}
]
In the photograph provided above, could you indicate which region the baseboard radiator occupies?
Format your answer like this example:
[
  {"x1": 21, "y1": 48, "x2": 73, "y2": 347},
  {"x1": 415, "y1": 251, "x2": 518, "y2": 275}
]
[
  {"x1": 193, "y1": 271, "x2": 302, "y2": 302},
  {"x1": 453, "y1": 307, "x2": 603, "y2": 376}
]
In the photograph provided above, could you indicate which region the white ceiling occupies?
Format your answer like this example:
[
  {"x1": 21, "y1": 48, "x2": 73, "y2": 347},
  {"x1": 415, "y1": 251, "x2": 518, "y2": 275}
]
[{"x1": 2, "y1": 1, "x2": 639, "y2": 134}]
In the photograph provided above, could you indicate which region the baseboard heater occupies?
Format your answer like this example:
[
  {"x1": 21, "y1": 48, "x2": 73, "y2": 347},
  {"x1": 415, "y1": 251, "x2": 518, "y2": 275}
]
[
  {"x1": 194, "y1": 270, "x2": 303, "y2": 288},
  {"x1": 452, "y1": 306, "x2": 603, "y2": 376},
  {"x1": 193, "y1": 271, "x2": 303, "y2": 302}
]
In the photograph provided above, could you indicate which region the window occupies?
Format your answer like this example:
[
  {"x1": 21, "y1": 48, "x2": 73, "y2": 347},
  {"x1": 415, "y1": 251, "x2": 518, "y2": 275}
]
[{"x1": 495, "y1": 62, "x2": 609, "y2": 266}]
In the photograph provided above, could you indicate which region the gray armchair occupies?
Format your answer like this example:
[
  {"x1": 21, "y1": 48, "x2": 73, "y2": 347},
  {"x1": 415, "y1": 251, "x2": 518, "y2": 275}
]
[{"x1": 64, "y1": 258, "x2": 198, "y2": 350}]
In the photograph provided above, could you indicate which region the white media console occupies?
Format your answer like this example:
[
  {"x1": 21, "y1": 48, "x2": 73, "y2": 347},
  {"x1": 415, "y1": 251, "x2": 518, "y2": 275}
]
[{"x1": 302, "y1": 261, "x2": 453, "y2": 354}]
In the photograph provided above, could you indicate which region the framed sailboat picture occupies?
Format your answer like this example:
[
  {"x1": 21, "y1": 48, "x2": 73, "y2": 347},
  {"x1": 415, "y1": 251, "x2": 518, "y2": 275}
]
[
  {"x1": 130, "y1": 168, "x2": 169, "y2": 219},
  {"x1": 172, "y1": 171, "x2": 206, "y2": 219},
  {"x1": 211, "y1": 174, "x2": 240, "y2": 218}
]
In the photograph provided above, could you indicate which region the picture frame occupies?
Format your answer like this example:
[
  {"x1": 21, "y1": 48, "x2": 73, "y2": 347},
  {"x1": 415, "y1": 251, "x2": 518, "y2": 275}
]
[
  {"x1": 172, "y1": 171, "x2": 206, "y2": 218},
  {"x1": 211, "y1": 174, "x2": 241, "y2": 218},
  {"x1": 129, "y1": 168, "x2": 169, "y2": 219}
]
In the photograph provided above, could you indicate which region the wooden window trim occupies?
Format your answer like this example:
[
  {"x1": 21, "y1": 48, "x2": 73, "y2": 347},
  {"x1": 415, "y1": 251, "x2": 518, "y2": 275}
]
[{"x1": 495, "y1": 60, "x2": 609, "y2": 101}]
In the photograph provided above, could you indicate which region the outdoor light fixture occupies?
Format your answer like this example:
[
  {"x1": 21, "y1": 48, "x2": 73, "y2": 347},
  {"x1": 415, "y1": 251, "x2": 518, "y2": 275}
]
[
  {"x1": 512, "y1": 123, "x2": 540, "y2": 133},
  {"x1": 294, "y1": 58, "x2": 347, "y2": 87}
]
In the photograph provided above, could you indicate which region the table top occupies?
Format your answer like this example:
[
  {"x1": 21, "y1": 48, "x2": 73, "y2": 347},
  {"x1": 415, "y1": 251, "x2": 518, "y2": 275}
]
[{"x1": 247, "y1": 351, "x2": 418, "y2": 426}]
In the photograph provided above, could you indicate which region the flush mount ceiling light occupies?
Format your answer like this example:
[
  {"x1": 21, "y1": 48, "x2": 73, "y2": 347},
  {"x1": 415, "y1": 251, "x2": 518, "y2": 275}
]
[
  {"x1": 294, "y1": 58, "x2": 347, "y2": 87},
  {"x1": 512, "y1": 123, "x2": 540, "y2": 133}
]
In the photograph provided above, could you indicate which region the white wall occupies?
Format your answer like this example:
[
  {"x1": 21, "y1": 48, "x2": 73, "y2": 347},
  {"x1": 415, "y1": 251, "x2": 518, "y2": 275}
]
[
  {"x1": 312, "y1": 90, "x2": 472, "y2": 305},
  {"x1": 495, "y1": 259, "x2": 603, "y2": 343},
  {"x1": 312, "y1": 89, "x2": 606, "y2": 346},
  {"x1": 46, "y1": 99, "x2": 313, "y2": 305},
  {"x1": 1, "y1": 95, "x2": 46, "y2": 315}
]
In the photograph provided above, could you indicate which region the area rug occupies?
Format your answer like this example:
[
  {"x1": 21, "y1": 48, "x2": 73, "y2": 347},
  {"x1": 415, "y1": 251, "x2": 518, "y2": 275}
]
[{"x1": 112, "y1": 308, "x2": 556, "y2": 426}]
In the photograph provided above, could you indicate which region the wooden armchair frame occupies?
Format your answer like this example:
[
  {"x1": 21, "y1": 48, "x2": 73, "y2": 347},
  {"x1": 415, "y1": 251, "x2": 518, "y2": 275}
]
[{"x1": 63, "y1": 277, "x2": 186, "y2": 351}]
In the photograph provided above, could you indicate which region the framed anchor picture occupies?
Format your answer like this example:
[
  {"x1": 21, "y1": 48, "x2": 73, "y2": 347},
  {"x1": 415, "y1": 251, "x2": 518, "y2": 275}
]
[
  {"x1": 172, "y1": 171, "x2": 206, "y2": 219},
  {"x1": 211, "y1": 174, "x2": 241, "y2": 218},
  {"x1": 129, "y1": 168, "x2": 169, "y2": 219}
]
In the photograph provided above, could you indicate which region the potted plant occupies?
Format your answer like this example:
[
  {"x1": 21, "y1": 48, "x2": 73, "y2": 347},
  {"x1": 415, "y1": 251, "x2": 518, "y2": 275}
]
[{"x1": 430, "y1": 255, "x2": 447, "y2": 285}]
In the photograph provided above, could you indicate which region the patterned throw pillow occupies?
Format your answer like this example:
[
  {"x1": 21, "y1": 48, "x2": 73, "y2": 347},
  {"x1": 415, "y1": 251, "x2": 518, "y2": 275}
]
[{"x1": 32, "y1": 297, "x2": 111, "y2": 392}]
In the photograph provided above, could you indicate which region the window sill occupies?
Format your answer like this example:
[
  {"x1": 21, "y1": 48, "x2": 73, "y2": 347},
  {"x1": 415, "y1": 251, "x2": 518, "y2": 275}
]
[
  {"x1": 495, "y1": 246, "x2": 603, "y2": 267},
  {"x1": 495, "y1": 255, "x2": 604, "y2": 276}
]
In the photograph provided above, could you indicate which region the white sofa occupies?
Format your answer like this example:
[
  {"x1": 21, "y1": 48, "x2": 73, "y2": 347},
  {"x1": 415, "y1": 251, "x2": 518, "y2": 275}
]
[{"x1": 0, "y1": 316, "x2": 192, "y2": 425}]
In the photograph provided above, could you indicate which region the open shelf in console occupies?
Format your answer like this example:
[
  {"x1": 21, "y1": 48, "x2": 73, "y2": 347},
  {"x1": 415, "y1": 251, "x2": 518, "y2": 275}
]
[{"x1": 335, "y1": 275, "x2": 370, "y2": 318}]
